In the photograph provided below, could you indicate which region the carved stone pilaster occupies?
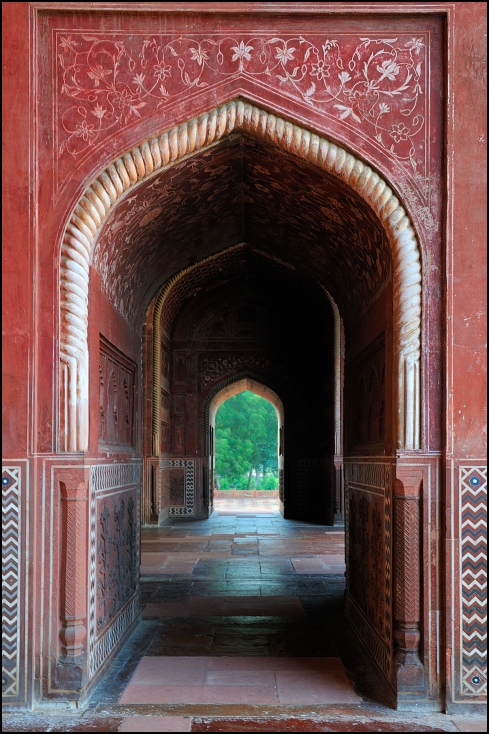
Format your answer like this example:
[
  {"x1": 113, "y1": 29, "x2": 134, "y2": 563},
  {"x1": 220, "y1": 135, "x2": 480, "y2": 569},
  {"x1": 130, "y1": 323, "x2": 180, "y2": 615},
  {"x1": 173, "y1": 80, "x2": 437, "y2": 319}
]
[
  {"x1": 393, "y1": 464, "x2": 424, "y2": 693},
  {"x1": 55, "y1": 468, "x2": 89, "y2": 690}
]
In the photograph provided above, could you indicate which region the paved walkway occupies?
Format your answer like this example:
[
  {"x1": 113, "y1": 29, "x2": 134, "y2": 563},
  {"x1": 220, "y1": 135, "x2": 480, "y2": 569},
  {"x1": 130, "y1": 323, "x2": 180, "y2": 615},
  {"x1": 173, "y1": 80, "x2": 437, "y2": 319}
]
[{"x1": 4, "y1": 510, "x2": 486, "y2": 732}]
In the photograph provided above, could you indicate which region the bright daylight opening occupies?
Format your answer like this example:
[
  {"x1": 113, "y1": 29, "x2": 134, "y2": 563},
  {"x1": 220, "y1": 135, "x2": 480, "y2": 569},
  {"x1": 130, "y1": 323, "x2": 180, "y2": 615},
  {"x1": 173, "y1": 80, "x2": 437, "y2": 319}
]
[{"x1": 213, "y1": 390, "x2": 280, "y2": 514}]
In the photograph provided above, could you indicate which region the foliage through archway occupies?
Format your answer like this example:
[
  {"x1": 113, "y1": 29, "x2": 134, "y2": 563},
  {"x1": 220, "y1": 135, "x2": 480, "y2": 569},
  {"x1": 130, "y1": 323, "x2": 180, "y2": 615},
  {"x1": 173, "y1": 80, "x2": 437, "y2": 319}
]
[{"x1": 215, "y1": 391, "x2": 278, "y2": 490}]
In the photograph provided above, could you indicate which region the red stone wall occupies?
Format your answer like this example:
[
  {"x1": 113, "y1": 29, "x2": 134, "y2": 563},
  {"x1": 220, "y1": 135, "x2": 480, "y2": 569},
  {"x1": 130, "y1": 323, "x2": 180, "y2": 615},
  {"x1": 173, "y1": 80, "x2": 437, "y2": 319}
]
[{"x1": 2, "y1": 2, "x2": 486, "y2": 711}]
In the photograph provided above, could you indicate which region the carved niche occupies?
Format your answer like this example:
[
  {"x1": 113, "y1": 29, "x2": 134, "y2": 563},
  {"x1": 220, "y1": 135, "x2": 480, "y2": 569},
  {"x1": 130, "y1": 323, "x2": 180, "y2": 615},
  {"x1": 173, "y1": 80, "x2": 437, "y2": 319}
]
[
  {"x1": 347, "y1": 334, "x2": 385, "y2": 450},
  {"x1": 99, "y1": 336, "x2": 136, "y2": 449}
]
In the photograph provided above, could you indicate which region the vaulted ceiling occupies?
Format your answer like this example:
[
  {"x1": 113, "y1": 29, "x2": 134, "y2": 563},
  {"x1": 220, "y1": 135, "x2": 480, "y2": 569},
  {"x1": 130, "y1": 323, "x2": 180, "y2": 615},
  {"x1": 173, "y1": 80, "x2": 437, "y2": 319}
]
[{"x1": 92, "y1": 133, "x2": 391, "y2": 326}]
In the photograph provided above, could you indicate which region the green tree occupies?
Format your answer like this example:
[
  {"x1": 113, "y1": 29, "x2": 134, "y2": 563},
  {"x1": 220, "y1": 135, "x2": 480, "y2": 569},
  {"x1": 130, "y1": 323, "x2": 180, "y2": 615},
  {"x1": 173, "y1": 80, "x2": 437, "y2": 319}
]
[{"x1": 215, "y1": 391, "x2": 278, "y2": 488}]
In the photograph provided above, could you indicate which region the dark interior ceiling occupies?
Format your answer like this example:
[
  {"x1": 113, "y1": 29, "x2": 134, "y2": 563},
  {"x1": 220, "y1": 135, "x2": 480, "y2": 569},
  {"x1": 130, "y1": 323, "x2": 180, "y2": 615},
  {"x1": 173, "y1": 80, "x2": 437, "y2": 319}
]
[
  {"x1": 92, "y1": 133, "x2": 391, "y2": 326},
  {"x1": 161, "y1": 244, "x2": 334, "y2": 342}
]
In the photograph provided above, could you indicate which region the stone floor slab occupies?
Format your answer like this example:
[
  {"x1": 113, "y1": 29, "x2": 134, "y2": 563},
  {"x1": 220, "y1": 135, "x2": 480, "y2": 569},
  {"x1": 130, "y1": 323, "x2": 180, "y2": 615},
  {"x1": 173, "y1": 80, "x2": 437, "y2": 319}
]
[
  {"x1": 275, "y1": 669, "x2": 360, "y2": 704},
  {"x1": 204, "y1": 670, "x2": 277, "y2": 686},
  {"x1": 119, "y1": 684, "x2": 280, "y2": 704},
  {"x1": 118, "y1": 715, "x2": 191, "y2": 732},
  {"x1": 451, "y1": 719, "x2": 488, "y2": 732},
  {"x1": 128, "y1": 656, "x2": 208, "y2": 685}
]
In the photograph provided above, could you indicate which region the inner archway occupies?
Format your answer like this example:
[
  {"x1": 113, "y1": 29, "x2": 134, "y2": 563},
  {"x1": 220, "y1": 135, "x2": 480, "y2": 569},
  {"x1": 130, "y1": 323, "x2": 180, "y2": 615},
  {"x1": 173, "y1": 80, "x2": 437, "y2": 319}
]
[
  {"x1": 148, "y1": 246, "x2": 337, "y2": 524},
  {"x1": 210, "y1": 380, "x2": 284, "y2": 516}
]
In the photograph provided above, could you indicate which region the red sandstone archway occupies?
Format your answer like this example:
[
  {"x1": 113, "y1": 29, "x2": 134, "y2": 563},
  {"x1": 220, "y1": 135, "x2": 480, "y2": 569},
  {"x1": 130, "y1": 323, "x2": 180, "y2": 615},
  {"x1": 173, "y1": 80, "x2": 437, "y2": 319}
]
[{"x1": 56, "y1": 99, "x2": 426, "y2": 704}]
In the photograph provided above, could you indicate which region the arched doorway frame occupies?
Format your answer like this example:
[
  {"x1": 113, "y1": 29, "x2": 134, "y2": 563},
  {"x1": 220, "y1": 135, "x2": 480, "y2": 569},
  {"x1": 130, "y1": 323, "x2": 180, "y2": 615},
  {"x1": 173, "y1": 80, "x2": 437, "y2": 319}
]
[
  {"x1": 58, "y1": 98, "x2": 421, "y2": 456},
  {"x1": 206, "y1": 376, "x2": 285, "y2": 515},
  {"x1": 56, "y1": 96, "x2": 428, "y2": 701}
]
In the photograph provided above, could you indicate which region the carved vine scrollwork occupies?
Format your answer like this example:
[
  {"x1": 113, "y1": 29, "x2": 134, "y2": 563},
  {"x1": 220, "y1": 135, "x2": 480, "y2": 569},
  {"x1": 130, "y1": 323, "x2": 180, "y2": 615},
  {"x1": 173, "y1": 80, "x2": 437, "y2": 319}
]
[{"x1": 56, "y1": 33, "x2": 426, "y2": 177}]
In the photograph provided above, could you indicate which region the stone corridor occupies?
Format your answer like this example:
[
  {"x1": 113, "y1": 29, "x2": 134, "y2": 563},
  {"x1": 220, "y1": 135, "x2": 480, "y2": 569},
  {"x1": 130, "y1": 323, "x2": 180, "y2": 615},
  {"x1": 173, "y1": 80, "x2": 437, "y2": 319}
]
[{"x1": 4, "y1": 504, "x2": 485, "y2": 732}]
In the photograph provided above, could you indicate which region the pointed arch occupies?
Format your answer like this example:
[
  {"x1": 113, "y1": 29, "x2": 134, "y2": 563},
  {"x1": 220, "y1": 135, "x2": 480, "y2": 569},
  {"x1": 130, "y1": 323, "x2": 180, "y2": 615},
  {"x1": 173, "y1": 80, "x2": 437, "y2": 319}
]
[{"x1": 59, "y1": 98, "x2": 421, "y2": 452}]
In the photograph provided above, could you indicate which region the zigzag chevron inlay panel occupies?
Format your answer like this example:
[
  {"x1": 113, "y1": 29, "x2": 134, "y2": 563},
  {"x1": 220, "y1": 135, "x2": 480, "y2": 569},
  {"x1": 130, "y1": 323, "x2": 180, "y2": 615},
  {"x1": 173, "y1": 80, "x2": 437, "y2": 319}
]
[
  {"x1": 2, "y1": 467, "x2": 21, "y2": 698},
  {"x1": 460, "y1": 466, "x2": 487, "y2": 696}
]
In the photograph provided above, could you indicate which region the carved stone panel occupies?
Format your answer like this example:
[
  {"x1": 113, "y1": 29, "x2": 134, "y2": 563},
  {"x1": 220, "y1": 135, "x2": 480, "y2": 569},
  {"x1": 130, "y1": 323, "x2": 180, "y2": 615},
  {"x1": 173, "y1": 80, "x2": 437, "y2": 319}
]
[
  {"x1": 201, "y1": 354, "x2": 288, "y2": 388},
  {"x1": 96, "y1": 491, "x2": 138, "y2": 635},
  {"x1": 169, "y1": 467, "x2": 185, "y2": 506},
  {"x1": 99, "y1": 337, "x2": 136, "y2": 449},
  {"x1": 348, "y1": 491, "x2": 386, "y2": 632},
  {"x1": 161, "y1": 390, "x2": 170, "y2": 422},
  {"x1": 344, "y1": 460, "x2": 393, "y2": 686},
  {"x1": 174, "y1": 352, "x2": 186, "y2": 383},
  {"x1": 347, "y1": 335, "x2": 385, "y2": 450},
  {"x1": 89, "y1": 463, "x2": 140, "y2": 680},
  {"x1": 172, "y1": 424, "x2": 185, "y2": 455},
  {"x1": 160, "y1": 422, "x2": 169, "y2": 454}
]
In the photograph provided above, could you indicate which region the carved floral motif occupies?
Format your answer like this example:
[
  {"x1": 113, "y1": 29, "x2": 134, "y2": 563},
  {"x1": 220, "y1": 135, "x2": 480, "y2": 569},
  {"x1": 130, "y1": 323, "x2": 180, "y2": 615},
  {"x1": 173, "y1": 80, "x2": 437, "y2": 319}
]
[{"x1": 56, "y1": 32, "x2": 426, "y2": 179}]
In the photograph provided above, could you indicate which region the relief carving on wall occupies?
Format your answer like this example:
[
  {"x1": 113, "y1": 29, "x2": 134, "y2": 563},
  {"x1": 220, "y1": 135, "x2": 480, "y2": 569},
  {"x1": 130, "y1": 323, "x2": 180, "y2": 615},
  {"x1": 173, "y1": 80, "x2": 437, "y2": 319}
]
[
  {"x1": 99, "y1": 336, "x2": 136, "y2": 449},
  {"x1": 160, "y1": 422, "x2": 169, "y2": 454},
  {"x1": 96, "y1": 495, "x2": 137, "y2": 634},
  {"x1": 169, "y1": 467, "x2": 185, "y2": 506},
  {"x1": 344, "y1": 459, "x2": 393, "y2": 684},
  {"x1": 348, "y1": 335, "x2": 385, "y2": 449},
  {"x1": 201, "y1": 355, "x2": 288, "y2": 387},
  {"x1": 348, "y1": 492, "x2": 386, "y2": 636},
  {"x1": 161, "y1": 344, "x2": 170, "y2": 385},
  {"x1": 55, "y1": 32, "x2": 427, "y2": 186}
]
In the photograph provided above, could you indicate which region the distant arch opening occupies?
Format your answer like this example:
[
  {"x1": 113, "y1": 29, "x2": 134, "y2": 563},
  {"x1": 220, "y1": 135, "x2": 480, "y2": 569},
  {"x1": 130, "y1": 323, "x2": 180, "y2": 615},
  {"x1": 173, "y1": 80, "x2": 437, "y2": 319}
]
[{"x1": 209, "y1": 379, "x2": 284, "y2": 516}]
